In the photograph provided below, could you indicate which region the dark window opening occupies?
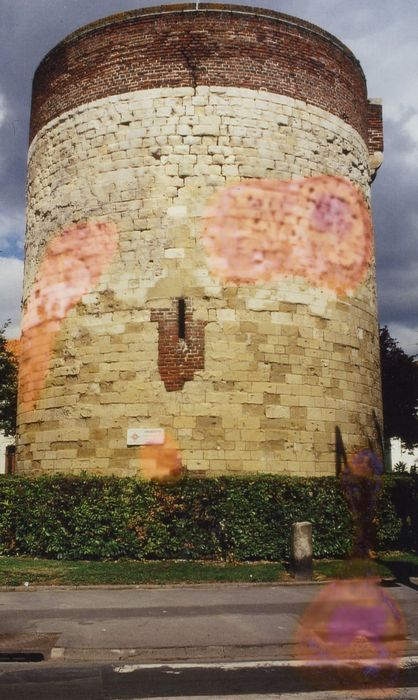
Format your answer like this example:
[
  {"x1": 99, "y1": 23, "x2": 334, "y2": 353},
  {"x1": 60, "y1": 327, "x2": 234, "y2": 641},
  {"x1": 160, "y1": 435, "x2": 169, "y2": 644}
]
[{"x1": 178, "y1": 298, "x2": 186, "y2": 340}]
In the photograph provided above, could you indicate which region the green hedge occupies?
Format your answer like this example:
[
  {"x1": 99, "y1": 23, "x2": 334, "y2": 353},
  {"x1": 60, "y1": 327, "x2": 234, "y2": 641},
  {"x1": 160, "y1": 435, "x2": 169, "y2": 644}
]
[{"x1": 0, "y1": 473, "x2": 415, "y2": 561}]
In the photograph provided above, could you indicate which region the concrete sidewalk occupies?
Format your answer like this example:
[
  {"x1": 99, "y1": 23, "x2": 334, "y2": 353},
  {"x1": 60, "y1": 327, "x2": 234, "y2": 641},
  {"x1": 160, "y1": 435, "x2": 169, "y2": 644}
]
[{"x1": 0, "y1": 581, "x2": 417, "y2": 665}]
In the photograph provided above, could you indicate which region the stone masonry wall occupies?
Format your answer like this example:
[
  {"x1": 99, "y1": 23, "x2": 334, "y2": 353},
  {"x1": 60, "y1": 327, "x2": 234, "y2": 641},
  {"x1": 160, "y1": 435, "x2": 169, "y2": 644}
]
[{"x1": 17, "y1": 85, "x2": 383, "y2": 477}]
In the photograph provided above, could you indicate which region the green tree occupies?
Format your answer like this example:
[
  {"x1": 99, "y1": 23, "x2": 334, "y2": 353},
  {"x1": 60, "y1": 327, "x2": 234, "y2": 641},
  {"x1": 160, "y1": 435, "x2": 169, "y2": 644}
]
[
  {"x1": 0, "y1": 320, "x2": 18, "y2": 436},
  {"x1": 380, "y1": 325, "x2": 418, "y2": 449}
]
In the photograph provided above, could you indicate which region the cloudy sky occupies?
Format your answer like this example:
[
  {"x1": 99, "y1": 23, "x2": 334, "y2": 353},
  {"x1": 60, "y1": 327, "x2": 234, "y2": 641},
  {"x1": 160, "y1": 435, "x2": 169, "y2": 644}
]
[{"x1": 0, "y1": 0, "x2": 417, "y2": 353}]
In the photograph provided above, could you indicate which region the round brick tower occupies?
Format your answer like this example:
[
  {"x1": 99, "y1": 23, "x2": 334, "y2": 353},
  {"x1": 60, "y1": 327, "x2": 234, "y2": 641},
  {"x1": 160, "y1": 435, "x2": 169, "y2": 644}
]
[{"x1": 18, "y1": 4, "x2": 384, "y2": 477}]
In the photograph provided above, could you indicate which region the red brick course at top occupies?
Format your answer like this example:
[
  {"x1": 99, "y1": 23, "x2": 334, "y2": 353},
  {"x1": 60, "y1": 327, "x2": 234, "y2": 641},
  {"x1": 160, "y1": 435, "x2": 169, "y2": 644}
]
[{"x1": 29, "y1": 3, "x2": 381, "y2": 149}]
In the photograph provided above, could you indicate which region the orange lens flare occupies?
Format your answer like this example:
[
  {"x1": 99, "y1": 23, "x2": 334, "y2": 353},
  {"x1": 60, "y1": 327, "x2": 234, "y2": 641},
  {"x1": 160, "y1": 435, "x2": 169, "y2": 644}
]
[
  {"x1": 139, "y1": 433, "x2": 183, "y2": 482},
  {"x1": 200, "y1": 175, "x2": 372, "y2": 294},
  {"x1": 19, "y1": 221, "x2": 118, "y2": 411}
]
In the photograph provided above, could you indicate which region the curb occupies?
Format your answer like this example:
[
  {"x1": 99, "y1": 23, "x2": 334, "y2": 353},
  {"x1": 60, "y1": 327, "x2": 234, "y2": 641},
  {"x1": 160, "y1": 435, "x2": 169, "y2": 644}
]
[
  {"x1": 45, "y1": 646, "x2": 418, "y2": 665},
  {"x1": 0, "y1": 577, "x2": 400, "y2": 592},
  {"x1": 9, "y1": 650, "x2": 418, "y2": 669},
  {"x1": 50, "y1": 643, "x2": 295, "y2": 663}
]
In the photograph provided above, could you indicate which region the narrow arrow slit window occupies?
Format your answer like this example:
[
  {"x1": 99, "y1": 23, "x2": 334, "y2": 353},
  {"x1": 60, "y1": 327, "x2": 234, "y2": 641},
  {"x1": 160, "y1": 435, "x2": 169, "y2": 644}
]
[{"x1": 178, "y1": 298, "x2": 186, "y2": 340}]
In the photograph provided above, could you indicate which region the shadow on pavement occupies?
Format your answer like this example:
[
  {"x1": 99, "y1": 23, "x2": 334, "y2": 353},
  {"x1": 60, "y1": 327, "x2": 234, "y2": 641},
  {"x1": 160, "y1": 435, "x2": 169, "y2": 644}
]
[{"x1": 379, "y1": 557, "x2": 418, "y2": 592}]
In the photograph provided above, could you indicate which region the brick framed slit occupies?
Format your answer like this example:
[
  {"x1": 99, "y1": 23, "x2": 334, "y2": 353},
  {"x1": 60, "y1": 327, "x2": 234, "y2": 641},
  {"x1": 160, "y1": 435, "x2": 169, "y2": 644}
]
[{"x1": 151, "y1": 298, "x2": 207, "y2": 392}]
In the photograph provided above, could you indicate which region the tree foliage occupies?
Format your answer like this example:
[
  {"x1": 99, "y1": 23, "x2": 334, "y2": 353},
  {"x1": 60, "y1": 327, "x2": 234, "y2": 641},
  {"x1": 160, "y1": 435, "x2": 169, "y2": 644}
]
[
  {"x1": 0, "y1": 321, "x2": 18, "y2": 436},
  {"x1": 380, "y1": 325, "x2": 418, "y2": 449}
]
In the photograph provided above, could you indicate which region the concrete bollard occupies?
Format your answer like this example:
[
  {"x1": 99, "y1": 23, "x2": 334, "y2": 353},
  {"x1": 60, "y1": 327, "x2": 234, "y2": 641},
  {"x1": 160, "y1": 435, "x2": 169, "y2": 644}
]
[{"x1": 291, "y1": 521, "x2": 313, "y2": 580}]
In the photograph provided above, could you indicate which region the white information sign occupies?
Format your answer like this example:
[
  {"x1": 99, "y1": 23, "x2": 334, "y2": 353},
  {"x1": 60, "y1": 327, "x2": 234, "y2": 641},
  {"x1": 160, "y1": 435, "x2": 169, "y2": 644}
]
[{"x1": 127, "y1": 428, "x2": 165, "y2": 446}]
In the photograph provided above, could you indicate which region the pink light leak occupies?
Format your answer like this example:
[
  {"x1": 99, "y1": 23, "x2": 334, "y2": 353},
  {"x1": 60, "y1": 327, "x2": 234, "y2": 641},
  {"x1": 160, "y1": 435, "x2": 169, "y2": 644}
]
[
  {"x1": 200, "y1": 175, "x2": 373, "y2": 295},
  {"x1": 294, "y1": 578, "x2": 406, "y2": 698},
  {"x1": 294, "y1": 449, "x2": 405, "y2": 697},
  {"x1": 341, "y1": 449, "x2": 384, "y2": 559},
  {"x1": 19, "y1": 221, "x2": 119, "y2": 412}
]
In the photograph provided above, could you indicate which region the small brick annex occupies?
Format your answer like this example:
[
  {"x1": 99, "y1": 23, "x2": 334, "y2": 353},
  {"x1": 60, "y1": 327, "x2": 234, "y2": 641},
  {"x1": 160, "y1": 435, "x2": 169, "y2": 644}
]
[{"x1": 19, "y1": 4, "x2": 384, "y2": 478}]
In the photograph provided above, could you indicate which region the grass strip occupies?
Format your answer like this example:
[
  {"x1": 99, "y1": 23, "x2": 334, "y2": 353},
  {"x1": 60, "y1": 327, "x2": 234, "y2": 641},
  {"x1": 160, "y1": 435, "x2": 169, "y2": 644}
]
[
  {"x1": 0, "y1": 558, "x2": 285, "y2": 586},
  {"x1": 314, "y1": 551, "x2": 418, "y2": 580},
  {"x1": 0, "y1": 552, "x2": 416, "y2": 587}
]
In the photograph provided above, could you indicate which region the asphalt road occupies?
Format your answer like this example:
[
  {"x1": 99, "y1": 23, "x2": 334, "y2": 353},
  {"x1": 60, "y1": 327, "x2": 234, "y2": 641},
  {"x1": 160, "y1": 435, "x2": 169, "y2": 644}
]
[
  {"x1": 1, "y1": 659, "x2": 418, "y2": 699},
  {"x1": 0, "y1": 580, "x2": 417, "y2": 698},
  {"x1": 0, "y1": 580, "x2": 417, "y2": 663}
]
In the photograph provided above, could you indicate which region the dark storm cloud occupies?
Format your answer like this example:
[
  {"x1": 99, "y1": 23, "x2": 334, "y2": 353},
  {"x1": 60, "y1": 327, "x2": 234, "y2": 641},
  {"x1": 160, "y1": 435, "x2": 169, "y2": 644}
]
[
  {"x1": 374, "y1": 115, "x2": 418, "y2": 337},
  {"x1": 375, "y1": 174, "x2": 418, "y2": 266},
  {"x1": 0, "y1": 0, "x2": 178, "y2": 253},
  {"x1": 0, "y1": 0, "x2": 417, "y2": 349}
]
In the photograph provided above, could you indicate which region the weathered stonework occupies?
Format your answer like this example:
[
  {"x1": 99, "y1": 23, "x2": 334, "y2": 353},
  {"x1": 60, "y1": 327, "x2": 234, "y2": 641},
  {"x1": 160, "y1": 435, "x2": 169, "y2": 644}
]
[{"x1": 18, "y1": 5, "x2": 384, "y2": 477}]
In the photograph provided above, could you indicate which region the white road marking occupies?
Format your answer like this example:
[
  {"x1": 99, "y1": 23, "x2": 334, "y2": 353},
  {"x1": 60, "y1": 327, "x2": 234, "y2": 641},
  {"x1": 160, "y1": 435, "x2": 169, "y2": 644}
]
[
  {"x1": 114, "y1": 655, "x2": 418, "y2": 673},
  {"x1": 115, "y1": 692, "x2": 418, "y2": 700}
]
